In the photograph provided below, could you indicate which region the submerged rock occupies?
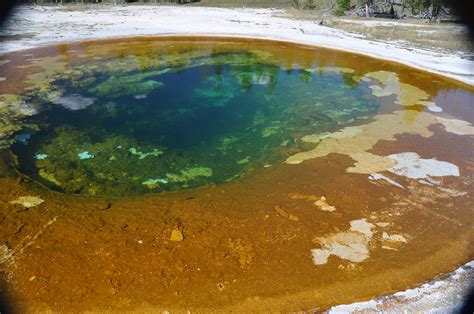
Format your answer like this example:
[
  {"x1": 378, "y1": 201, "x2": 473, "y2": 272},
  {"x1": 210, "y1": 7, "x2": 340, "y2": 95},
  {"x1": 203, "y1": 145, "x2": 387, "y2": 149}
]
[
  {"x1": 78, "y1": 151, "x2": 94, "y2": 160},
  {"x1": 9, "y1": 196, "x2": 44, "y2": 208},
  {"x1": 273, "y1": 205, "x2": 299, "y2": 221},
  {"x1": 313, "y1": 196, "x2": 337, "y2": 212},
  {"x1": 34, "y1": 153, "x2": 48, "y2": 160},
  {"x1": 381, "y1": 232, "x2": 408, "y2": 251},
  {"x1": 382, "y1": 232, "x2": 407, "y2": 243},
  {"x1": 170, "y1": 229, "x2": 184, "y2": 242}
]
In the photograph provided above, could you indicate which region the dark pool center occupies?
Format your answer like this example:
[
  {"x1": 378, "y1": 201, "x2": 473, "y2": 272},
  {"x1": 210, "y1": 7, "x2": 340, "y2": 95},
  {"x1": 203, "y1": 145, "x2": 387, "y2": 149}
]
[{"x1": 8, "y1": 49, "x2": 383, "y2": 196}]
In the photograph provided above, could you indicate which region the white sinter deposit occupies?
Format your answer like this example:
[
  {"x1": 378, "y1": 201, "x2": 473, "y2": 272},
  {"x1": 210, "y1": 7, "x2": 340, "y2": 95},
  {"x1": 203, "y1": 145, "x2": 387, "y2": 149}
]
[
  {"x1": 327, "y1": 261, "x2": 474, "y2": 313},
  {"x1": 387, "y1": 152, "x2": 459, "y2": 183},
  {"x1": 311, "y1": 219, "x2": 375, "y2": 265}
]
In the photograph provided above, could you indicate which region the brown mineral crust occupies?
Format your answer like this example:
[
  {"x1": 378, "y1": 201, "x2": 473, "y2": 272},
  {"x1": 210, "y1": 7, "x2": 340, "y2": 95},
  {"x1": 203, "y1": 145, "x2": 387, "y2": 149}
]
[
  {"x1": 0, "y1": 140, "x2": 472, "y2": 312},
  {"x1": 274, "y1": 205, "x2": 299, "y2": 221}
]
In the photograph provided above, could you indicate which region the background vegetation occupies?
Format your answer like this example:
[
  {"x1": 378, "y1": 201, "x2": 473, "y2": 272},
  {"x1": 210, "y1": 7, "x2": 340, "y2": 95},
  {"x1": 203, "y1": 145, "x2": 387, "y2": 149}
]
[{"x1": 16, "y1": 0, "x2": 451, "y2": 17}]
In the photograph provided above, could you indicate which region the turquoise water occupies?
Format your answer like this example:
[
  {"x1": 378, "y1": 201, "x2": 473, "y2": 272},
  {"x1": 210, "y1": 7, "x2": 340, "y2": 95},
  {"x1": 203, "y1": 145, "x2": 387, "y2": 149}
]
[{"x1": 11, "y1": 52, "x2": 379, "y2": 196}]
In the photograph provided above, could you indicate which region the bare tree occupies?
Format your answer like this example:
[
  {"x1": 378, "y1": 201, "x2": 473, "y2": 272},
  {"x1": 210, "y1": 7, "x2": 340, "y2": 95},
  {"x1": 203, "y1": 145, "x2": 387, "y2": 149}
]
[{"x1": 365, "y1": 0, "x2": 372, "y2": 17}]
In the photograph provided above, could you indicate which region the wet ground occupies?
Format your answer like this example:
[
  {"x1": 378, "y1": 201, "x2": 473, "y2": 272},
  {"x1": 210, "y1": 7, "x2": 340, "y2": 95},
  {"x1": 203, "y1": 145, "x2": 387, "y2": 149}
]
[{"x1": 0, "y1": 37, "x2": 473, "y2": 312}]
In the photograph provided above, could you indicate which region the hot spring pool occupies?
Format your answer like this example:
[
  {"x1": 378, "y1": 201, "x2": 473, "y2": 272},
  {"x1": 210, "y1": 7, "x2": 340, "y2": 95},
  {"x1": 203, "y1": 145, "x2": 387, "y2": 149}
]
[
  {"x1": 0, "y1": 36, "x2": 473, "y2": 312},
  {"x1": 7, "y1": 46, "x2": 381, "y2": 196}
]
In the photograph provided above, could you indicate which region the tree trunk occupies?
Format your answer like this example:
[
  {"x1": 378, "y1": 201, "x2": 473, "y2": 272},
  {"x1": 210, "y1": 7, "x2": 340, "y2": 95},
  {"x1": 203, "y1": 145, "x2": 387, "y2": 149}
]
[{"x1": 365, "y1": 2, "x2": 370, "y2": 18}]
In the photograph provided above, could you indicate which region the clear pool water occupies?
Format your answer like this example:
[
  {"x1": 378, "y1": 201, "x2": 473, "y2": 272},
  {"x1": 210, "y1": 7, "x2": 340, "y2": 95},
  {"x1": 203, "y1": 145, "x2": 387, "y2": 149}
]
[{"x1": 7, "y1": 48, "x2": 382, "y2": 195}]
